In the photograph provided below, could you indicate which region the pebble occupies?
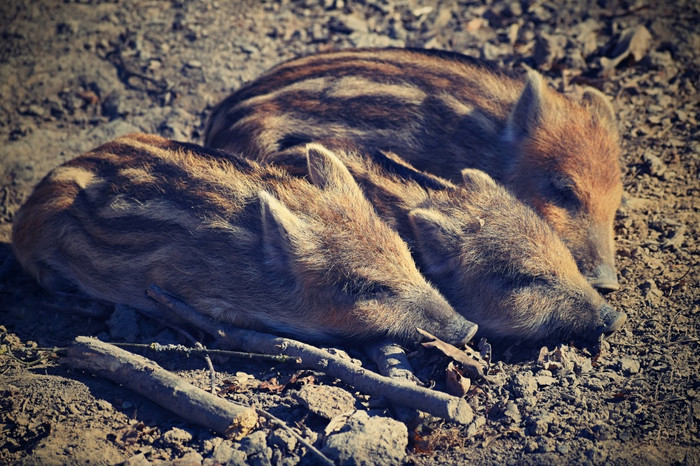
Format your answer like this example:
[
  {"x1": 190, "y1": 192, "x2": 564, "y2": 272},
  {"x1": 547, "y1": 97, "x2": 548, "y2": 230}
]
[
  {"x1": 535, "y1": 375, "x2": 557, "y2": 387},
  {"x1": 618, "y1": 357, "x2": 641, "y2": 375},
  {"x1": 296, "y1": 384, "x2": 356, "y2": 419},
  {"x1": 162, "y1": 427, "x2": 193, "y2": 447},
  {"x1": 210, "y1": 440, "x2": 247, "y2": 464},
  {"x1": 322, "y1": 411, "x2": 408, "y2": 465},
  {"x1": 642, "y1": 150, "x2": 668, "y2": 178},
  {"x1": 533, "y1": 32, "x2": 566, "y2": 69},
  {"x1": 504, "y1": 400, "x2": 522, "y2": 424},
  {"x1": 268, "y1": 427, "x2": 297, "y2": 452},
  {"x1": 466, "y1": 415, "x2": 487, "y2": 437},
  {"x1": 511, "y1": 371, "x2": 538, "y2": 398},
  {"x1": 526, "y1": 411, "x2": 553, "y2": 436}
]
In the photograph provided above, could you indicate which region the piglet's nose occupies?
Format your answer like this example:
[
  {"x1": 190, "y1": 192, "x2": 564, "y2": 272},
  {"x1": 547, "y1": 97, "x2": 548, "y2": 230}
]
[
  {"x1": 599, "y1": 304, "x2": 627, "y2": 334},
  {"x1": 588, "y1": 263, "x2": 620, "y2": 292}
]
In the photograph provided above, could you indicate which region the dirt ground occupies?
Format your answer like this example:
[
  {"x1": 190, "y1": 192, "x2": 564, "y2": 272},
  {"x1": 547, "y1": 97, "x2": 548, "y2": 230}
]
[{"x1": 0, "y1": 0, "x2": 698, "y2": 464}]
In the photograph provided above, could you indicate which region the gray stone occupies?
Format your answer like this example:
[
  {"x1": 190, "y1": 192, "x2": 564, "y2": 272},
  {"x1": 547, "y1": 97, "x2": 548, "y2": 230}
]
[
  {"x1": 322, "y1": 411, "x2": 408, "y2": 465},
  {"x1": 534, "y1": 32, "x2": 567, "y2": 69},
  {"x1": 526, "y1": 411, "x2": 553, "y2": 436},
  {"x1": 162, "y1": 427, "x2": 192, "y2": 446},
  {"x1": 535, "y1": 375, "x2": 557, "y2": 387},
  {"x1": 268, "y1": 427, "x2": 297, "y2": 452},
  {"x1": 511, "y1": 371, "x2": 538, "y2": 398},
  {"x1": 503, "y1": 400, "x2": 521, "y2": 424},
  {"x1": 296, "y1": 384, "x2": 356, "y2": 419},
  {"x1": 240, "y1": 430, "x2": 272, "y2": 466},
  {"x1": 211, "y1": 439, "x2": 247, "y2": 464},
  {"x1": 466, "y1": 415, "x2": 487, "y2": 437},
  {"x1": 618, "y1": 357, "x2": 641, "y2": 374},
  {"x1": 642, "y1": 150, "x2": 668, "y2": 178}
]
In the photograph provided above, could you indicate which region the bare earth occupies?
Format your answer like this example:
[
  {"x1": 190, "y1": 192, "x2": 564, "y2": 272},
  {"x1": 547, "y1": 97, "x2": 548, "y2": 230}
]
[{"x1": 0, "y1": 0, "x2": 698, "y2": 464}]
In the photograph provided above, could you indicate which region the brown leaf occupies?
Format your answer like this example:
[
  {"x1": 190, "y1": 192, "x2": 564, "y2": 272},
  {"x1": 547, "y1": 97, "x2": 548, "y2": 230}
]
[
  {"x1": 417, "y1": 328, "x2": 487, "y2": 379},
  {"x1": 445, "y1": 361, "x2": 471, "y2": 397},
  {"x1": 258, "y1": 377, "x2": 285, "y2": 393}
]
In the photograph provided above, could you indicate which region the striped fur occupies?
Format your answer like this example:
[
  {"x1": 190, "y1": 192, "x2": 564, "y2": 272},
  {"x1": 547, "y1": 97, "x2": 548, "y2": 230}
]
[
  {"x1": 11, "y1": 133, "x2": 478, "y2": 345},
  {"x1": 270, "y1": 141, "x2": 626, "y2": 341},
  {"x1": 204, "y1": 47, "x2": 623, "y2": 291}
]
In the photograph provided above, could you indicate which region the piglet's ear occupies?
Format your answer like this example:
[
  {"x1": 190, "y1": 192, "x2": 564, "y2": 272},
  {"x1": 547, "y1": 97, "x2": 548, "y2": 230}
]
[
  {"x1": 306, "y1": 143, "x2": 360, "y2": 194},
  {"x1": 582, "y1": 87, "x2": 617, "y2": 133},
  {"x1": 259, "y1": 190, "x2": 304, "y2": 272},
  {"x1": 506, "y1": 69, "x2": 546, "y2": 140},
  {"x1": 461, "y1": 168, "x2": 498, "y2": 190},
  {"x1": 408, "y1": 208, "x2": 459, "y2": 278}
]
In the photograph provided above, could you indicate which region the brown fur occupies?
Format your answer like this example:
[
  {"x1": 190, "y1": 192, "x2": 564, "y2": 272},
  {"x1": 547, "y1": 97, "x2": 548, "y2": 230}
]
[
  {"x1": 11, "y1": 133, "x2": 478, "y2": 345},
  {"x1": 203, "y1": 48, "x2": 623, "y2": 290},
  {"x1": 272, "y1": 141, "x2": 626, "y2": 341}
]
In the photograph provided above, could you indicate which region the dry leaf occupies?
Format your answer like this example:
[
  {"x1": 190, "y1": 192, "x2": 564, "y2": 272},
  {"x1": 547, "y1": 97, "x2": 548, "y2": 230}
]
[
  {"x1": 446, "y1": 361, "x2": 471, "y2": 397},
  {"x1": 259, "y1": 377, "x2": 285, "y2": 393},
  {"x1": 418, "y1": 328, "x2": 487, "y2": 379}
]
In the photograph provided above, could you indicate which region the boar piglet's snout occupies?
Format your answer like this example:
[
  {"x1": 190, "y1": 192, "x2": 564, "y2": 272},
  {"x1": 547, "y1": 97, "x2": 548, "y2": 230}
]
[
  {"x1": 598, "y1": 303, "x2": 627, "y2": 335},
  {"x1": 409, "y1": 291, "x2": 479, "y2": 346},
  {"x1": 587, "y1": 263, "x2": 620, "y2": 293}
]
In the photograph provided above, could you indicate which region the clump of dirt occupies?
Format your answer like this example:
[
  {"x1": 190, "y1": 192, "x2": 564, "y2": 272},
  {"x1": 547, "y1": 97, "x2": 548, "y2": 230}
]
[{"x1": 1, "y1": 0, "x2": 698, "y2": 464}]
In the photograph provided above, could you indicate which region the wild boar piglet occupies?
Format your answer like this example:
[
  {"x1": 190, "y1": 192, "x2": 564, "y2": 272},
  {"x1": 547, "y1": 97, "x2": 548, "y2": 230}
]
[
  {"x1": 11, "y1": 133, "x2": 478, "y2": 346},
  {"x1": 204, "y1": 47, "x2": 623, "y2": 291}
]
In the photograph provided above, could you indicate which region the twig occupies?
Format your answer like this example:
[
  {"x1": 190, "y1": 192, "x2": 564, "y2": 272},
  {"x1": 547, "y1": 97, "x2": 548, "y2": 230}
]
[
  {"x1": 255, "y1": 409, "x2": 334, "y2": 466},
  {"x1": 30, "y1": 342, "x2": 301, "y2": 363},
  {"x1": 365, "y1": 341, "x2": 422, "y2": 424},
  {"x1": 147, "y1": 285, "x2": 474, "y2": 425},
  {"x1": 196, "y1": 342, "x2": 217, "y2": 394},
  {"x1": 64, "y1": 336, "x2": 258, "y2": 439}
]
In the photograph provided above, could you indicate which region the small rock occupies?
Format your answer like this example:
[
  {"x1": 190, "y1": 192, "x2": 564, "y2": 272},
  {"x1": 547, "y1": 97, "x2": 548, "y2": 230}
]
[
  {"x1": 22, "y1": 104, "x2": 47, "y2": 118},
  {"x1": 269, "y1": 428, "x2": 297, "y2": 452},
  {"x1": 329, "y1": 14, "x2": 368, "y2": 34},
  {"x1": 211, "y1": 440, "x2": 247, "y2": 464},
  {"x1": 173, "y1": 451, "x2": 203, "y2": 465},
  {"x1": 123, "y1": 453, "x2": 150, "y2": 466},
  {"x1": 585, "y1": 377, "x2": 604, "y2": 392},
  {"x1": 511, "y1": 371, "x2": 538, "y2": 398},
  {"x1": 557, "y1": 443, "x2": 570, "y2": 454},
  {"x1": 526, "y1": 411, "x2": 553, "y2": 435},
  {"x1": 465, "y1": 415, "x2": 486, "y2": 437},
  {"x1": 322, "y1": 411, "x2": 408, "y2": 465},
  {"x1": 524, "y1": 439, "x2": 538, "y2": 452},
  {"x1": 640, "y1": 279, "x2": 663, "y2": 299},
  {"x1": 642, "y1": 150, "x2": 668, "y2": 178},
  {"x1": 239, "y1": 430, "x2": 272, "y2": 465},
  {"x1": 296, "y1": 384, "x2": 356, "y2": 419},
  {"x1": 618, "y1": 357, "x2": 641, "y2": 374},
  {"x1": 162, "y1": 427, "x2": 193, "y2": 447},
  {"x1": 535, "y1": 375, "x2": 557, "y2": 387},
  {"x1": 533, "y1": 32, "x2": 567, "y2": 69},
  {"x1": 504, "y1": 400, "x2": 521, "y2": 424}
]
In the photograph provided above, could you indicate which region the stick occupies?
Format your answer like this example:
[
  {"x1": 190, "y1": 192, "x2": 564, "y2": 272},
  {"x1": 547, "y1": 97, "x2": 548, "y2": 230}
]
[
  {"x1": 365, "y1": 341, "x2": 423, "y2": 424},
  {"x1": 64, "y1": 336, "x2": 258, "y2": 439},
  {"x1": 110, "y1": 342, "x2": 301, "y2": 363},
  {"x1": 147, "y1": 285, "x2": 474, "y2": 425}
]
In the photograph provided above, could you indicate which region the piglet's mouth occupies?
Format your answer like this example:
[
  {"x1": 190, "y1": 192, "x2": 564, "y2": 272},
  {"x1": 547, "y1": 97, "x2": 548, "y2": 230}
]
[{"x1": 599, "y1": 304, "x2": 627, "y2": 334}]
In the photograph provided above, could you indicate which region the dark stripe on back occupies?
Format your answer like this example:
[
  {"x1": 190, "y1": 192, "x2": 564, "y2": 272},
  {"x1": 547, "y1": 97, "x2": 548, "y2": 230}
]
[{"x1": 369, "y1": 148, "x2": 452, "y2": 191}]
